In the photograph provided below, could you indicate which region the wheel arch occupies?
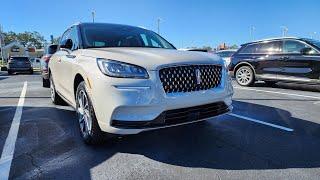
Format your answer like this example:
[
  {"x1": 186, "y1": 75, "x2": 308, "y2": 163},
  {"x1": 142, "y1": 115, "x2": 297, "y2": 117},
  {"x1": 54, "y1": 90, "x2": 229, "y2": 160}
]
[
  {"x1": 233, "y1": 62, "x2": 256, "y2": 77},
  {"x1": 74, "y1": 73, "x2": 85, "y2": 99}
]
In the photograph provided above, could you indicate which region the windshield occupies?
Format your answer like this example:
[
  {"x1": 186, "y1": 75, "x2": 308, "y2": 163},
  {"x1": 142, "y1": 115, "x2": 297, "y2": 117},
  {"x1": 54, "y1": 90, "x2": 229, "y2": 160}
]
[
  {"x1": 80, "y1": 24, "x2": 175, "y2": 49},
  {"x1": 303, "y1": 38, "x2": 320, "y2": 49}
]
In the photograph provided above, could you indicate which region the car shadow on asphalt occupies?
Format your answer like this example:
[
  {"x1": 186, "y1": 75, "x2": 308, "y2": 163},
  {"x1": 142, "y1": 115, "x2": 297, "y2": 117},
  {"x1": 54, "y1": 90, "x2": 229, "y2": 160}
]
[
  {"x1": 254, "y1": 81, "x2": 320, "y2": 92},
  {"x1": 5, "y1": 100, "x2": 320, "y2": 179}
]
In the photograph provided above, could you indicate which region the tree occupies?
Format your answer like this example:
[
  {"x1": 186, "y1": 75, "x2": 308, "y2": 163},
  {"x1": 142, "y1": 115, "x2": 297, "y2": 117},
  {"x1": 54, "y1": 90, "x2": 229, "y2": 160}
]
[
  {"x1": 202, "y1": 46, "x2": 212, "y2": 51},
  {"x1": 2, "y1": 31, "x2": 46, "y2": 48},
  {"x1": 3, "y1": 31, "x2": 17, "y2": 44},
  {"x1": 52, "y1": 36, "x2": 60, "y2": 44}
]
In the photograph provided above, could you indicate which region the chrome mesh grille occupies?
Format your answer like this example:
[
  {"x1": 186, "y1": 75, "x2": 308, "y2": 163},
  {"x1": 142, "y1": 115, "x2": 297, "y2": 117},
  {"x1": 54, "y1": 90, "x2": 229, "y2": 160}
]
[{"x1": 159, "y1": 65, "x2": 222, "y2": 93}]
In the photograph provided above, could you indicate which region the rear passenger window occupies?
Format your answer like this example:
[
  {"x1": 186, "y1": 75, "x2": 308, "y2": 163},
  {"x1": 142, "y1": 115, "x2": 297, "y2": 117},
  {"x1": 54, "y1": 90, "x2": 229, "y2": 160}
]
[
  {"x1": 257, "y1": 41, "x2": 282, "y2": 54},
  {"x1": 239, "y1": 44, "x2": 260, "y2": 54}
]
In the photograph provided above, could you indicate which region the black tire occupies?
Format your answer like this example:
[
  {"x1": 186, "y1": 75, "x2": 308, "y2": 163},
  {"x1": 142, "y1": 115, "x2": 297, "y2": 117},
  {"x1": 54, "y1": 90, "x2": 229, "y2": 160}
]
[
  {"x1": 265, "y1": 80, "x2": 277, "y2": 87},
  {"x1": 30, "y1": 69, "x2": 34, "y2": 74},
  {"x1": 8, "y1": 70, "x2": 13, "y2": 75},
  {"x1": 76, "y1": 81, "x2": 108, "y2": 145},
  {"x1": 235, "y1": 66, "x2": 255, "y2": 86},
  {"x1": 42, "y1": 78, "x2": 50, "y2": 88},
  {"x1": 50, "y1": 75, "x2": 65, "y2": 105}
]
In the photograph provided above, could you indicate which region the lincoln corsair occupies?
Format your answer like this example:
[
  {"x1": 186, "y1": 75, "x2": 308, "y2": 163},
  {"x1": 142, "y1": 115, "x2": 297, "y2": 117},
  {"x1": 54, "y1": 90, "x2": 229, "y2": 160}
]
[{"x1": 48, "y1": 23, "x2": 233, "y2": 144}]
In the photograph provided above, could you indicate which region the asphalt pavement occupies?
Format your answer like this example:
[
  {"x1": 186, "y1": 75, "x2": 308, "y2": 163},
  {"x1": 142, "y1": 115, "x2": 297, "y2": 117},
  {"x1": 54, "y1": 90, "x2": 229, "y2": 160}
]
[{"x1": 0, "y1": 71, "x2": 320, "y2": 180}]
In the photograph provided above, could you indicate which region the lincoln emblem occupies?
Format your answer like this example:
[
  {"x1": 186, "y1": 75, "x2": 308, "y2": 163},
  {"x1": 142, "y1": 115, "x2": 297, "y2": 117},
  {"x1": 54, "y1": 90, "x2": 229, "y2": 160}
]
[{"x1": 195, "y1": 69, "x2": 201, "y2": 85}]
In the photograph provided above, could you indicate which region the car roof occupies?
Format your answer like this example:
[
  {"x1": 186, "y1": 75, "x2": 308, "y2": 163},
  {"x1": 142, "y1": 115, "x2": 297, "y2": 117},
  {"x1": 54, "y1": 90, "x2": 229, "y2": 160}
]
[
  {"x1": 241, "y1": 37, "x2": 302, "y2": 46},
  {"x1": 74, "y1": 22, "x2": 145, "y2": 30},
  {"x1": 216, "y1": 49, "x2": 238, "y2": 53}
]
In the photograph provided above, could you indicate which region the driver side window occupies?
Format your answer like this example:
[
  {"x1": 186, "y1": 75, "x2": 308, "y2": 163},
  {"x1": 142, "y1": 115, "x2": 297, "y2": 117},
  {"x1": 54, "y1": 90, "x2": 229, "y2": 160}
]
[
  {"x1": 283, "y1": 40, "x2": 311, "y2": 54},
  {"x1": 59, "y1": 27, "x2": 79, "y2": 51}
]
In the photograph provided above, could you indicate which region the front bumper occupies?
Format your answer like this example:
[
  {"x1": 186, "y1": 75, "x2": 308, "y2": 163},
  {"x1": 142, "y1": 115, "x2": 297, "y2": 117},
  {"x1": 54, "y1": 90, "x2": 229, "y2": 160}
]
[
  {"x1": 89, "y1": 69, "x2": 234, "y2": 135},
  {"x1": 8, "y1": 67, "x2": 32, "y2": 72}
]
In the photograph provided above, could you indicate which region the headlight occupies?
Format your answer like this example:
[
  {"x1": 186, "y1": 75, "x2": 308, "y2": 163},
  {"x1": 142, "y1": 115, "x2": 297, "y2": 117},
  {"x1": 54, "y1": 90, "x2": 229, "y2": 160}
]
[{"x1": 97, "y1": 58, "x2": 149, "y2": 79}]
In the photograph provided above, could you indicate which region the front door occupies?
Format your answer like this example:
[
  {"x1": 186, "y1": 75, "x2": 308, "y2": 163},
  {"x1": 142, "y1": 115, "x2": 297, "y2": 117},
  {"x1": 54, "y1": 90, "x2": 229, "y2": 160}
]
[{"x1": 278, "y1": 40, "x2": 320, "y2": 82}]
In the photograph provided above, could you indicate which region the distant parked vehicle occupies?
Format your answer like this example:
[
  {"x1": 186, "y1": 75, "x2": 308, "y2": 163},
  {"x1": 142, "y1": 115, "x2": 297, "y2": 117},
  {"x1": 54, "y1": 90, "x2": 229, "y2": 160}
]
[
  {"x1": 187, "y1": 48, "x2": 212, "y2": 53},
  {"x1": 7, "y1": 56, "x2": 33, "y2": 75},
  {"x1": 215, "y1": 49, "x2": 237, "y2": 67},
  {"x1": 229, "y1": 37, "x2": 320, "y2": 86},
  {"x1": 41, "y1": 44, "x2": 58, "y2": 87},
  {"x1": 179, "y1": 48, "x2": 213, "y2": 53}
]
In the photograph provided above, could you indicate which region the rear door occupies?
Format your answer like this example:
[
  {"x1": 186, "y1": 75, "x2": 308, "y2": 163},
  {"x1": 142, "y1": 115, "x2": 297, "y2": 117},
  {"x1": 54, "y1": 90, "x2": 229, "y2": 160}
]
[
  {"x1": 254, "y1": 41, "x2": 283, "y2": 79},
  {"x1": 278, "y1": 40, "x2": 320, "y2": 81}
]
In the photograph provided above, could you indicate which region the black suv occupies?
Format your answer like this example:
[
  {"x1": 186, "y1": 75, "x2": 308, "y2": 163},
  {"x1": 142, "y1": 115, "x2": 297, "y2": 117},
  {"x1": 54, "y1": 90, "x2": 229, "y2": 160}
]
[{"x1": 229, "y1": 37, "x2": 320, "y2": 86}]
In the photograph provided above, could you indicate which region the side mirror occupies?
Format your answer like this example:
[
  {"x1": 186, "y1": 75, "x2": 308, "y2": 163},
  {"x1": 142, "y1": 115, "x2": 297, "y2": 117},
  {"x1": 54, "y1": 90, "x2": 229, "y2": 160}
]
[
  {"x1": 60, "y1": 39, "x2": 73, "y2": 50},
  {"x1": 300, "y1": 47, "x2": 312, "y2": 55}
]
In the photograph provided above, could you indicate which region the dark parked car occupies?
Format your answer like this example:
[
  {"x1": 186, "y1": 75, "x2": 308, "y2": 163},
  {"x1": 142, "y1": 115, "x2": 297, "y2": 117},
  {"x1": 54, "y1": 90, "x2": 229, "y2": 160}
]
[
  {"x1": 229, "y1": 37, "x2": 320, "y2": 86},
  {"x1": 7, "y1": 56, "x2": 33, "y2": 75},
  {"x1": 41, "y1": 44, "x2": 58, "y2": 87}
]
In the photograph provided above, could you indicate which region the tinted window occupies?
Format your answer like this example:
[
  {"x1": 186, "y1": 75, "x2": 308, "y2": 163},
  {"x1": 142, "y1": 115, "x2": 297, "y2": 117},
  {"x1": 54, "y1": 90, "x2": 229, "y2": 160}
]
[
  {"x1": 59, "y1": 29, "x2": 70, "y2": 46},
  {"x1": 59, "y1": 27, "x2": 79, "y2": 50},
  {"x1": 283, "y1": 40, "x2": 309, "y2": 53},
  {"x1": 47, "y1": 45, "x2": 58, "y2": 54},
  {"x1": 302, "y1": 38, "x2": 320, "y2": 50},
  {"x1": 239, "y1": 44, "x2": 260, "y2": 54},
  {"x1": 257, "y1": 41, "x2": 282, "y2": 54},
  {"x1": 80, "y1": 24, "x2": 175, "y2": 49},
  {"x1": 69, "y1": 27, "x2": 79, "y2": 50}
]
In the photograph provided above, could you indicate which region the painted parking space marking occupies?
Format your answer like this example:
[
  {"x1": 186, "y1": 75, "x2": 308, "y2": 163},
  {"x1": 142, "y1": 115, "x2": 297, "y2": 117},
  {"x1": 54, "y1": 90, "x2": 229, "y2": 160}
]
[
  {"x1": 234, "y1": 86, "x2": 320, "y2": 100},
  {"x1": 229, "y1": 113, "x2": 294, "y2": 132},
  {"x1": 0, "y1": 82, "x2": 27, "y2": 180}
]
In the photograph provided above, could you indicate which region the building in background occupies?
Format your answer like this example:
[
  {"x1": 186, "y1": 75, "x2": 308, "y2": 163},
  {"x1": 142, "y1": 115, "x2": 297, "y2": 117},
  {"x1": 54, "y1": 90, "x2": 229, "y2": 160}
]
[{"x1": 0, "y1": 41, "x2": 44, "y2": 61}]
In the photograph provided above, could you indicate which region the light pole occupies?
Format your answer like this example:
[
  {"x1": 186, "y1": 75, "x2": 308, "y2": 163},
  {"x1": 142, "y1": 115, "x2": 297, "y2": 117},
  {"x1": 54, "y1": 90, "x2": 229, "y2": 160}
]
[
  {"x1": 92, "y1": 10, "x2": 95, "y2": 23},
  {"x1": 250, "y1": 26, "x2": 255, "y2": 41},
  {"x1": 281, "y1": 26, "x2": 288, "y2": 37},
  {"x1": 310, "y1": 32, "x2": 317, "y2": 39},
  {"x1": 157, "y1": 18, "x2": 161, "y2": 35},
  {"x1": 0, "y1": 24, "x2": 5, "y2": 65}
]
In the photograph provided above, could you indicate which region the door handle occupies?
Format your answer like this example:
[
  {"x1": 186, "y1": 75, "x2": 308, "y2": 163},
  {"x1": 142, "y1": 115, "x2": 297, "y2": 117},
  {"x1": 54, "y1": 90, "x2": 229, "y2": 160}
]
[
  {"x1": 280, "y1": 56, "x2": 290, "y2": 61},
  {"x1": 66, "y1": 55, "x2": 76, "y2": 59}
]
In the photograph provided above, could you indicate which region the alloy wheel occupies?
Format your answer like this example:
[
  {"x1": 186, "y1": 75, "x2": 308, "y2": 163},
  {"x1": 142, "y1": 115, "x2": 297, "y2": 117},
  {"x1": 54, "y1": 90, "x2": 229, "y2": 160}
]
[
  {"x1": 77, "y1": 90, "x2": 92, "y2": 137},
  {"x1": 236, "y1": 67, "x2": 253, "y2": 86}
]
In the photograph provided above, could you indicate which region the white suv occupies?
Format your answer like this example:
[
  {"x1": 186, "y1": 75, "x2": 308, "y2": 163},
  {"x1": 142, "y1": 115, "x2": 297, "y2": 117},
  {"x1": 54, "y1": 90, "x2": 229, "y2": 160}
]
[{"x1": 49, "y1": 23, "x2": 234, "y2": 144}]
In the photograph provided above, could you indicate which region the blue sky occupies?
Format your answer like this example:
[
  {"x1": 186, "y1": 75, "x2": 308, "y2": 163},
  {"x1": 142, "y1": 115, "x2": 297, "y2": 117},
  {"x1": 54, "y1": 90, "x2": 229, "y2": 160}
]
[{"x1": 0, "y1": 0, "x2": 320, "y2": 48}]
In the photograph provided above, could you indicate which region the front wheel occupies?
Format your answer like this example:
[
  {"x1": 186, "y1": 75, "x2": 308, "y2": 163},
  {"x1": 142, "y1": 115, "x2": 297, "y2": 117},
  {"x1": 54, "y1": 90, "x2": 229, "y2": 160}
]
[
  {"x1": 235, "y1": 66, "x2": 255, "y2": 86},
  {"x1": 76, "y1": 81, "x2": 108, "y2": 145}
]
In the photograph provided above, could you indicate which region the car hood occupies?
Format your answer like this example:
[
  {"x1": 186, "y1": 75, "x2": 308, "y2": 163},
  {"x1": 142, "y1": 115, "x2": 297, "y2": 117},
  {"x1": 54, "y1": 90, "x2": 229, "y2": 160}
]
[{"x1": 82, "y1": 48, "x2": 223, "y2": 70}]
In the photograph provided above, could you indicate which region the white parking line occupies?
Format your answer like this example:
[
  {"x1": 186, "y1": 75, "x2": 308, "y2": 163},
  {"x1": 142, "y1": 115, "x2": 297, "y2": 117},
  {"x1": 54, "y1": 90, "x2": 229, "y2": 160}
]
[
  {"x1": 229, "y1": 113, "x2": 294, "y2": 132},
  {"x1": 234, "y1": 86, "x2": 320, "y2": 100},
  {"x1": 0, "y1": 82, "x2": 27, "y2": 180}
]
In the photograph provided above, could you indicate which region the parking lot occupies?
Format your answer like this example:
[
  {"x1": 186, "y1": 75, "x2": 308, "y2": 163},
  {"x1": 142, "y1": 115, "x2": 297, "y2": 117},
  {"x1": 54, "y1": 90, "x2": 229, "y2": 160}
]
[{"x1": 1, "y1": 71, "x2": 320, "y2": 179}]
